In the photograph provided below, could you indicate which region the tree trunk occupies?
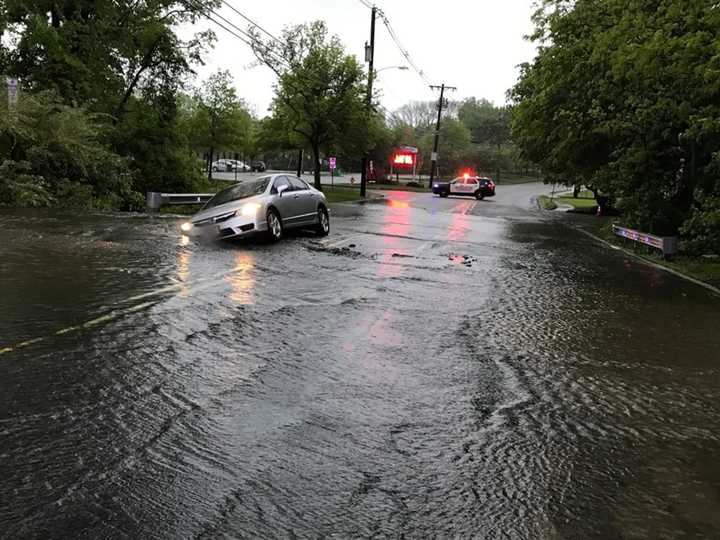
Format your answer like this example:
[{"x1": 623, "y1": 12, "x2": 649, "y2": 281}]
[
  {"x1": 312, "y1": 143, "x2": 322, "y2": 191},
  {"x1": 207, "y1": 146, "x2": 214, "y2": 183}
]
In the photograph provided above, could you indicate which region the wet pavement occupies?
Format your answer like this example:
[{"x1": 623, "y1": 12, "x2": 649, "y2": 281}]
[{"x1": 1, "y1": 184, "x2": 720, "y2": 539}]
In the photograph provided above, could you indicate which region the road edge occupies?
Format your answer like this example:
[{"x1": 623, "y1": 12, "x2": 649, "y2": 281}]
[{"x1": 572, "y1": 225, "x2": 720, "y2": 297}]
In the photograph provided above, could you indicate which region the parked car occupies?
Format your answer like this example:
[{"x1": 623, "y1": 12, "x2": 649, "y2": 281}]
[
  {"x1": 181, "y1": 174, "x2": 330, "y2": 241},
  {"x1": 432, "y1": 175, "x2": 496, "y2": 200},
  {"x1": 211, "y1": 159, "x2": 250, "y2": 172},
  {"x1": 251, "y1": 160, "x2": 266, "y2": 172}
]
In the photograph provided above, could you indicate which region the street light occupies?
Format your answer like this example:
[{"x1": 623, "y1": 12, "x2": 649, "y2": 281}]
[{"x1": 376, "y1": 66, "x2": 409, "y2": 73}]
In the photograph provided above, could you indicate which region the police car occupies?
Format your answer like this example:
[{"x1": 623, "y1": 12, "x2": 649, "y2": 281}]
[{"x1": 432, "y1": 174, "x2": 496, "y2": 200}]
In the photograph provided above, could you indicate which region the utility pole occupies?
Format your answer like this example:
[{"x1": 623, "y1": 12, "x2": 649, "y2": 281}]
[
  {"x1": 428, "y1": 83, "x2": 457, "y2": 188},
  {"x1": 360, "y1": 6, "x2": 377, "y2": 198},
  {"x1": 296, "y1": 149, "x2": 304, "y2": 177}
]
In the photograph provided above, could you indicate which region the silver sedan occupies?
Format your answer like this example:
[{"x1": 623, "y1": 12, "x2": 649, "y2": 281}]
[{"x1": 181, "y1": 174, "x2": 330, "y2": 241}]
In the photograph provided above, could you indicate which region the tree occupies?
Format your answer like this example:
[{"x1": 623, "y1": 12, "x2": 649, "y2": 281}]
[
  {"x1": 458, "y1": 98, "x2": 510, "y2": 149},
  {"x1": 419, "y1": 118, "x2": 472, "y2": 177},
  {"x1": 511, "y1": 0, "x2": 720, "y2": 234},
  {"x1": 184, "y1": 70, "x2": 253, "y2": 180},
  {"x1": 0, "y1": 90, "x2": 138, "y2": 208},
  {"x1": 390, "y1": 101, "x2": 438, "y2": 131},
  {"x1": 1, "y1": 0, "x2": 218, "y2": 199},
  {"x1": 251, "y1": 21, "x2": 368, "y2": 189}
]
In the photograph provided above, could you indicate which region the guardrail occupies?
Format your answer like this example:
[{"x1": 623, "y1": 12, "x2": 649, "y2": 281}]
[
  {"x1": 612, "y1": 225, "x2": 678, "y2": 259},
  {"x1": 146, "y1": 192, "x2": 214, "y2": 211}
]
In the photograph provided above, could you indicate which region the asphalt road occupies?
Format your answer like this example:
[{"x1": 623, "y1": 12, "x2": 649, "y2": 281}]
[{"x1": 1, "y1": 184, "x2": 720, "y2": 538}]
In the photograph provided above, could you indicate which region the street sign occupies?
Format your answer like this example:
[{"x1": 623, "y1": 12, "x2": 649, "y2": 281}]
[
  {"x1": 431, "y1": 152, "x2": 438, "y2": 161},
  {"x1": 328, "y1": 157, "x2": 337, "y2": 170},
  {"x1": 6, "y1": 78, "x2": 18, "y2": 108}
]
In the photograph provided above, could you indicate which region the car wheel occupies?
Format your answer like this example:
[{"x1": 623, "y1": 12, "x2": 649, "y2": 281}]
[
  {"x1": 315, "y1": 206, "x2": 330, "y2": 236},
  {"x1": 266, "y1": 208, "x2": 283, "y2": 242},
  {"x1": 439, "y1": 192, "x2": 448, "y2": 198},
  {"x1": 212, "y1": 167, "x2": 218, "y2": 172},
  {"x1": 475, "y1": 191, "x2": 485, "y2": 200}
]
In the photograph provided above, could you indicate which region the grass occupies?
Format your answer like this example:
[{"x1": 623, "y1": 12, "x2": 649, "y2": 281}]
[
  {"x1": 322, "y1": 186, "x2": 366, "y2": 203},
  {"x1": 366, "y1": 182, "x2": 429, "y2": 193},
  {"x1": 495, "y1": 172, "x2": 543, "y2": 185},
  {"x1": 538, "y1": 195, "x2": 557, "y2": 210}
]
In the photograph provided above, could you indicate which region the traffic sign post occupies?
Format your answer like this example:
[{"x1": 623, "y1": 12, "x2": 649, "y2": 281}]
[{"x1": 329, "y1": 157, "x2": 337, "y2": 188}]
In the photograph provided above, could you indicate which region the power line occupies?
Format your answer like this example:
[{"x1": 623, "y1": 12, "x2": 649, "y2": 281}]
[
  {"x1": 218, "y1": 0, "x2": 283, "y2": 45},
  {"x1": 354, "y1": 0, "x2": 434, "y2": 88},
  {"x1": 377, "y1": 9, "x2": 433, "y2": 87},
  {"x1": 183, "y1": 0, "x2": 290, "y2": 69}
]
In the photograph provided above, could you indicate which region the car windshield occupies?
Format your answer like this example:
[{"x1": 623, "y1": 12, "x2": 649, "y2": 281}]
[{"x1": 204, "y1": 178, "x2": 270, "y2": 209}]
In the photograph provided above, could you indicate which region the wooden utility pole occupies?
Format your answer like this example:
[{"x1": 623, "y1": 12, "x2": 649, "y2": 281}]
[
  {"x1": 428, "y1": 83, "x2": 457, "y2": 187},
  {"x1": 360, "y1": 7, "x2": 377, "y2": 198}
]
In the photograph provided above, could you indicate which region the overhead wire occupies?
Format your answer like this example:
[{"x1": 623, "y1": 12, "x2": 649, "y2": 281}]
[
  {"x1": 183, "y1": 0, "x2": 293, "y2": 71},
  {"x1": 376, "y1": 9, "x2": 433, "y2": 87},
  {"x1": 218, "y1": 0, "x2": 283, "y2": 45}
]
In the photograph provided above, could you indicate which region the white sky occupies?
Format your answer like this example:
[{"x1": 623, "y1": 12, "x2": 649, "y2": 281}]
[{"x1": 180, "y1": 0, "x2": 538, "y2": 117}]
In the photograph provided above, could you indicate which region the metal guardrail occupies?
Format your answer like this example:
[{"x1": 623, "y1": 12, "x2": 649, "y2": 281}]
[
  {"x1": 146, "y1": 192, "x2": 214, "y2": 211},
  {"x1": 612, "y1": 225, "x2": 678, "y2": 259}
]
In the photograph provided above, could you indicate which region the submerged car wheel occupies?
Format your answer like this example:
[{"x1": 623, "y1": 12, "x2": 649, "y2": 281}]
[
  {"x1": 315, "y1": 206, "x2": 330, "y2": 236},
  {"x1": 266, "y1": 208, "x2": 283, "y2": 242}
]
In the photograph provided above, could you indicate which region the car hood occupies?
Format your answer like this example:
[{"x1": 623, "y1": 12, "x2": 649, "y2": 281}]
[{"x1": 191, "y1": 194, "x2": 265, "y2": 224}]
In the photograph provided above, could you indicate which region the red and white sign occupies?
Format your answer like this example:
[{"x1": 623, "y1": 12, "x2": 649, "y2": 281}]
[
  {"x1": 392, "y1": 146, "x2": 418, "y2": 170},
  {"x1": 328, "y1": 157, "x2": 337, "y2": 170}
]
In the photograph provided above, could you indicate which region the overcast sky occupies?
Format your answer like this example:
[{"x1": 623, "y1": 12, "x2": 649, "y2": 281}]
[{"x1": 180, "y1": 0, "x2": 538, "y2": 117}]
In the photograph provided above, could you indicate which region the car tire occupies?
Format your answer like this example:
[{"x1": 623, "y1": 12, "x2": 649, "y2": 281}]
[
  {"x1": 212, "y1": 167, "x2": 218, "y2": 173},
  {"x1": 315, "y1": 206, "x2": 330, "y2": 236},
  {"x1": 266, "y1": 208, "x2": 283, "y2": 242},
  {"x1": 475, "y1": 191, "x2": 485, "y2": 200},
  {"x1": 439, "y1": 192, "x2": 449, "y2": 198}
]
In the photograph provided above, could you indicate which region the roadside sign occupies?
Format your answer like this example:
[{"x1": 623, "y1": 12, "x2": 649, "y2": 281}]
[
  {"x1": 6, "y1": 78, "x2": 18, "y2": 108},
  {"x1": 431, "y1": 151, "x2": 438, "y2": 161},
  {"x1": 328, "y1": 157, "x2": 337, "y2": 170}
]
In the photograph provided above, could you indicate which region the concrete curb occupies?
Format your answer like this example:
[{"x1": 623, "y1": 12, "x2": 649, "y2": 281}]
[{"x1": 572, "y1": 226, "x2": 720, "y2": 297}]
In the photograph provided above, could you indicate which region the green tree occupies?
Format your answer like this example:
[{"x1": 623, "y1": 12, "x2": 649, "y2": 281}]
[
  {"x1": 185, "y1": 70, "x2": 253, "y2": 180},
  {"x1": 511, "y1": 0, "x2": 720, "y2": 235},
  {"x1": 251, "y1": 21, "x2": 368, "y2": 189},
  {"x1": 458, "y1": 98, "x2": 510, "y2": 149},
  {"x1": 0, "y1": 90, "x2": 138, "y2": 208},
  {"x1": 418, "y1": 118, "x2": 472, "y2": 177},
  {"x1": 1, "y1": 0, "x2": 218, "y2": 200}
]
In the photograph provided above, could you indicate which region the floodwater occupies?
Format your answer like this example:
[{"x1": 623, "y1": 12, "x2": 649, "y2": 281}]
[{"x1": 1, "y1": 185, "x2": 719, "y2": 539}]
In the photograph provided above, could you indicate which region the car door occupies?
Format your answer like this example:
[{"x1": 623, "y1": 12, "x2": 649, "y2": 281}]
[
  {"x1": 270, "y1": 176, "x2": 295, "y2": 222},
  {"x1": 467, "y1": 177, "x2": 480, "y2": 195},
  {"x1": 287, "y1": 176, "x2": 317, "y2": 224},
  {"x1": 449, "y1": 180, "x2": 462, "y2": 195}
]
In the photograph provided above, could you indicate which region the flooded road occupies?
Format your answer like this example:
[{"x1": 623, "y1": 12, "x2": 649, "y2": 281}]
[{"x1": 1, "y1": 184, "x2": 719, "y2": 539}]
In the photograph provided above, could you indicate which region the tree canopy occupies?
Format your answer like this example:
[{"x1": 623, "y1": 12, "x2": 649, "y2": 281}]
[
  {"x1": 511, "y1": 0, "x2": 720, "y2": 244},
  {"x1": 251, "y1": 21, "x2": 368, "y2": 189}
]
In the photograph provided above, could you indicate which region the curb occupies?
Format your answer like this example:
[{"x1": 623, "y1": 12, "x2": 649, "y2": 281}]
[{"x1": 572, "y1": 226, "x2": 720, "y2": 297}]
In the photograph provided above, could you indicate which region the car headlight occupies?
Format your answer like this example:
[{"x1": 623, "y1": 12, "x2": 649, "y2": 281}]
[
  {"x1": 433, "y1": 184, "x2": 439, "y2": 188},
  {"x1": 181, "y1": 222, "x2": 193, "y2": 232},
  {"x1": 240, "y1": 203, "x2": 261, "y2": 217}
]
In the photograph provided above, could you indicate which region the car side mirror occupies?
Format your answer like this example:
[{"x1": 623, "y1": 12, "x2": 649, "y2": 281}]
[{"x1": 276, "y1": 184, "x2": 288, "y2": 197}]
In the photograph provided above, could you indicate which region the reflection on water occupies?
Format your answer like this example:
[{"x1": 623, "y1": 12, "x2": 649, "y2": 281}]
[
  {"x1": 176, "y1": 248, "x2": 191, "y2": 297},
  {"x1": 227, "y1": 251, "x2": 255, "y2": 305}
]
